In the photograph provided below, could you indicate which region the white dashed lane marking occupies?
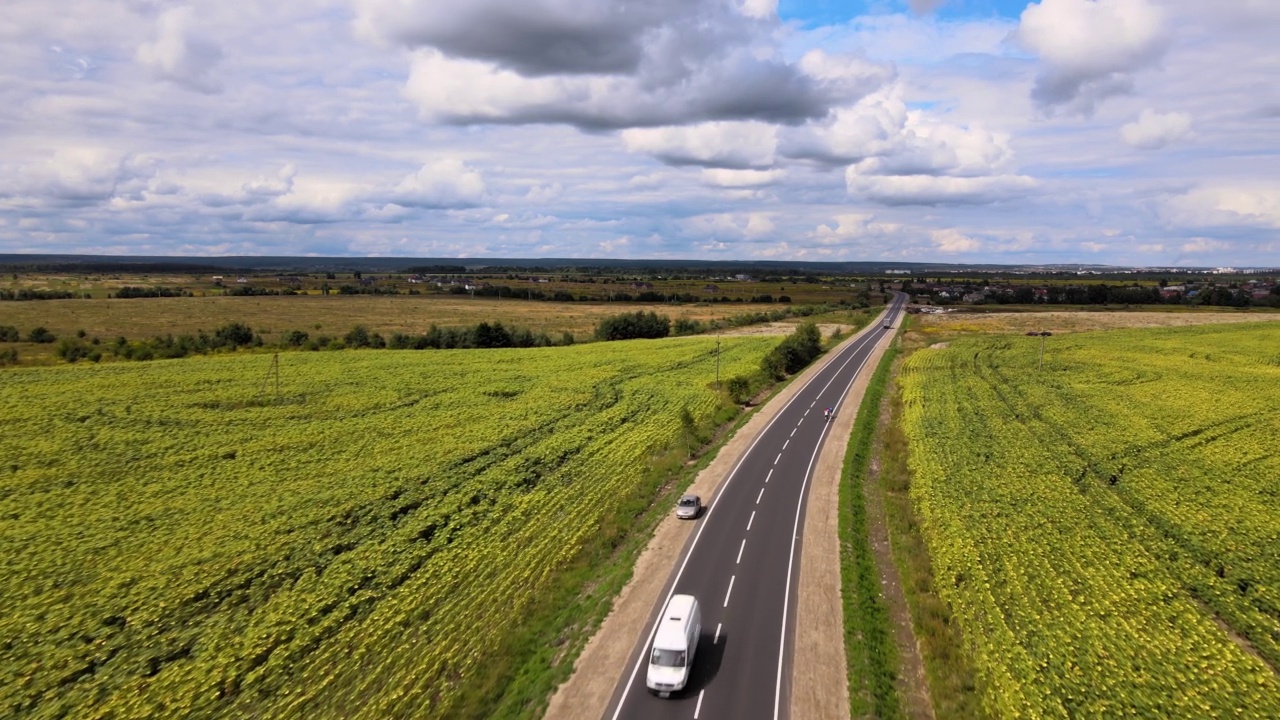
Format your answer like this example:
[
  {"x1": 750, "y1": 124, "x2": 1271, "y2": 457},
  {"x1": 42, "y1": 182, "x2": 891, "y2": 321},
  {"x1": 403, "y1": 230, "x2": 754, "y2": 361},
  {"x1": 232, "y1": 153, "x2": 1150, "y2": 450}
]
[
  {"x1": 756, "y1": 487, "x2": 765, "y2": 504},
  {"x1": 724, "y1": 575, "x2": 735, "y2": 607},
  {"x1": 747, "y1": 511, "x2": 755, "y2": 531}
]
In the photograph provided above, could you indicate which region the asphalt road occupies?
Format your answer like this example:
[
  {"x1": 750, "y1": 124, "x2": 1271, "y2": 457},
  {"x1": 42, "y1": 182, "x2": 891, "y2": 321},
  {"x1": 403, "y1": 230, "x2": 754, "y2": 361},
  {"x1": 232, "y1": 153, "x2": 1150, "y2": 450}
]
[{"x1": 603, "y1": 293, "x2": 908, "y2": 720}]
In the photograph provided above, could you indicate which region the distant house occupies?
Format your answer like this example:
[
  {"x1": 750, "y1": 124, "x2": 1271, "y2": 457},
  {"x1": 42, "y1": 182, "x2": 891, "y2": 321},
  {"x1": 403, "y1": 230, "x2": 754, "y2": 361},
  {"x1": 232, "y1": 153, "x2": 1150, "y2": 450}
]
[
  {"x1": 703, "y1": 284, "x2": 720, "y2": 294},
  {"x1": 1033, "y1": 288, "x2": 1048, "y2": 300},
  {"x1": 236, "y1": 277, "x2": 248, "y2": 284},
  {"x1": 734, "y1": 274, "x2": 752, "y2": 281},
  {"x1": 211, "y1": 275, "x2": 223, "y2": 286},
  {"x1": 631, "y1": 281, "x2": 654, "y2": 290}
]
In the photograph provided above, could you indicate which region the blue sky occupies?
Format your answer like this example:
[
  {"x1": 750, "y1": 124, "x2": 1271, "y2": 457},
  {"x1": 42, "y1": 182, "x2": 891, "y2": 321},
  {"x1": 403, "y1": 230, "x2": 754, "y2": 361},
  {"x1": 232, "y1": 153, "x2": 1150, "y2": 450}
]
[
  {"x1": 1, "y1": 0, "x2": 1278, "y2": 266},
  {"x1": 780, "y1": 0, "x2": 1030, "y2": 26}
]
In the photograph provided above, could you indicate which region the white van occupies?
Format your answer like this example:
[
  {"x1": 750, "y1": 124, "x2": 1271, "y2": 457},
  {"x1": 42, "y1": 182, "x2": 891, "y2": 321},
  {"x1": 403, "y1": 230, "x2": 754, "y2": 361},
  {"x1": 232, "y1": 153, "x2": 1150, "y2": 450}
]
[{"x1": 646, "y1": 594, "x2": 702, "y2": 696}]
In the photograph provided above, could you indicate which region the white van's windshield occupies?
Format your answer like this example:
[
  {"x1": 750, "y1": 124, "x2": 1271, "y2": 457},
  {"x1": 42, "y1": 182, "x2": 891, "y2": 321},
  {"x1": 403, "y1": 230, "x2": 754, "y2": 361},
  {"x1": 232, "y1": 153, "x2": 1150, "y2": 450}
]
[{"x1": 651, "y1": 648, "x2": 686, "y2": 667}]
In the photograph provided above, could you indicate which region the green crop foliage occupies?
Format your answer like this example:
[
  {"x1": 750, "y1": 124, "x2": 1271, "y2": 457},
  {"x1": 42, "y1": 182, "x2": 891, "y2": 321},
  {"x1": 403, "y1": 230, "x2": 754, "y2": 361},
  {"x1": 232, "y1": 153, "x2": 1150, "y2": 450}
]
[
  {"x1": 900, "y1": 322, "x2": 1280, "y2": 718},
  {"x1": 0, "y1": 337, "x2": 775, "y2": 719}
]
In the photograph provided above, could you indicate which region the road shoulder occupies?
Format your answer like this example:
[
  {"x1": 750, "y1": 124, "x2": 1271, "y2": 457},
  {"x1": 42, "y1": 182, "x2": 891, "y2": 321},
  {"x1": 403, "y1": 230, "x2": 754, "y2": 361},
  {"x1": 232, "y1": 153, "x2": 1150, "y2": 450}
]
[{"x1": 790, "y1": 320, "x2": 896, "y2": 720}]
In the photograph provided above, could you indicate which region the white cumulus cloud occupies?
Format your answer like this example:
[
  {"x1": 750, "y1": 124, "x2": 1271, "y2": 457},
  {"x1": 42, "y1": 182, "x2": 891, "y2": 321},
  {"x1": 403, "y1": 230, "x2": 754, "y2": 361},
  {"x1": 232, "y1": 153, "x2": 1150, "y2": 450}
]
[
  {"x1": 390, "y1": 159, "x2": 487, "y2": 209},
  {"x1": 701, "y1": 168, "x2": 786, "y2": 187},
  {"x1": 1015, "y1": 0, "x2": 1168, "y2": 114},
  {"x1": 622, "y1": 122, "x2": 778, "y2": 169},
  {"x1": 136, "y1": 7, "x2": 224, "y2": 94},
  {"x1": 931, "y1": 228, "x2": 981, "y2": 253},
  {"x1": 1121, "y1": 109, "x2": 1192, "y2": 149}
]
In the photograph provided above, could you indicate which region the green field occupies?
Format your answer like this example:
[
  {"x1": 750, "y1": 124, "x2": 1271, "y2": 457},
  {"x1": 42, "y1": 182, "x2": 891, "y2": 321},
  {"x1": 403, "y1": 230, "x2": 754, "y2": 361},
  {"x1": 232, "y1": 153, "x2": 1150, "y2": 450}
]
[
  {"x1": 900, "y1": 323, "x2": 1280, "y2": 717},
  {"x1": 0, "y1": 337, "x2": 775, "y2": 718}
]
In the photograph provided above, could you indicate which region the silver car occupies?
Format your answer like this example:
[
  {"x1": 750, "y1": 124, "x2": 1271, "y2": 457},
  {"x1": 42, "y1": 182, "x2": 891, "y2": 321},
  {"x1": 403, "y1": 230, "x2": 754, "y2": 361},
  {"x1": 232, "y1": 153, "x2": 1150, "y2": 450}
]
[{"x1": 675, "y1": 494, "x2": 701, "y2": 520}]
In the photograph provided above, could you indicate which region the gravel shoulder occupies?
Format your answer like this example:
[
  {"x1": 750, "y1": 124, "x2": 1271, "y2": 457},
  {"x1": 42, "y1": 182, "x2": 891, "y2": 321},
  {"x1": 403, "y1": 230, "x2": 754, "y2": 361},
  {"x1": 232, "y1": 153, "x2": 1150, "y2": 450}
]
[{"x1": 542, "y1": 314, "x2": 892, "y2": 720}]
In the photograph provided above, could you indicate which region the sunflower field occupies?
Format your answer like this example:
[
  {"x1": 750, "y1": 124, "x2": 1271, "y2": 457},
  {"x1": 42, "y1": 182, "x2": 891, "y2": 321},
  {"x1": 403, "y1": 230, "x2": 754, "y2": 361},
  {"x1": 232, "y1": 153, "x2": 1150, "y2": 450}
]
[{"x1": 900, "y1": 322, "x2": 1280, "y2": 718}]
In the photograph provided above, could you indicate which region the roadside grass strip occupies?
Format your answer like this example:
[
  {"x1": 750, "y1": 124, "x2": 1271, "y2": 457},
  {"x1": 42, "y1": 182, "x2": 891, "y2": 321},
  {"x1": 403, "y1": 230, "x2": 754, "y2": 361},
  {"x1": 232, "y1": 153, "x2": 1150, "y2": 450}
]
[{"x1": 839, "y1": 341, "x2": 903, "y2": 719}]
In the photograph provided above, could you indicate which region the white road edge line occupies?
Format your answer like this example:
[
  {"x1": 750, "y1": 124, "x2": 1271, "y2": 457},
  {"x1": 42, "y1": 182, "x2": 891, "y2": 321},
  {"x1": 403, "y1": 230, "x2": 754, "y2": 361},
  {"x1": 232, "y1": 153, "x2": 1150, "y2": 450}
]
[
  {"x1": 608, "y1": 299, "x2": 897, "y2": 720},
  {"x1": 737, "y1": 539, "x2": 746, "y2": 564},
  {"x1": 724, "y1": 575, "x2": 736, "y2": 607},
  {"x1": 695, "y1": 690, "x2": 705, "y2": 719},
  {"x1": 772, "y1": 304, "x2": 888, "y2": 720}
]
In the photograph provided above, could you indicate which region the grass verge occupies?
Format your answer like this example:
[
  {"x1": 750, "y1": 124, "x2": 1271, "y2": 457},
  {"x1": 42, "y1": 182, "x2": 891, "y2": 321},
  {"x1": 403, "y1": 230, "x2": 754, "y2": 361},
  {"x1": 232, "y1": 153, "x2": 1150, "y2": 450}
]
[
  {"x1": 840, "y1": 338, "x2": 904, "y2": 718},
  {"x1": 877, "y1": 346, "x2": 986, "y2": 719}
]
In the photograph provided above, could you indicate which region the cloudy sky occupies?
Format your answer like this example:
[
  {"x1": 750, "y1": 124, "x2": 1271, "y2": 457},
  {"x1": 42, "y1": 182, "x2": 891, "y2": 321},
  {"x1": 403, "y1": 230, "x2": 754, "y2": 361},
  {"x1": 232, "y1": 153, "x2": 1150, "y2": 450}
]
[{"x1": 1, "y1": 0, "x2": 1277, "y2": 265}]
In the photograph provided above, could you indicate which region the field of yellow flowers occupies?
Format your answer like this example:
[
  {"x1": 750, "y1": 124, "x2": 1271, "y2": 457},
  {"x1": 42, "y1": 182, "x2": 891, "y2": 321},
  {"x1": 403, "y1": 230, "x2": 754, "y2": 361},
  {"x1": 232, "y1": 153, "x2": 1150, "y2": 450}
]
[
  {"x1": 0, "y1": 336, "x2": 773, "y2": 718},
  {"x1": 901, "y1": 322, "x2": 1280, "y2": 717}
]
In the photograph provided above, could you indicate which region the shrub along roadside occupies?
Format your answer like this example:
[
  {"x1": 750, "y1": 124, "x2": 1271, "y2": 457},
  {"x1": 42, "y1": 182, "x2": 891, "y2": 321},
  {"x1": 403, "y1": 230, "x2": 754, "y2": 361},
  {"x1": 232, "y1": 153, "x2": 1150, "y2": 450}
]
[{"x1": 840, "y1": 338, "x2": 904, "y2": 719}]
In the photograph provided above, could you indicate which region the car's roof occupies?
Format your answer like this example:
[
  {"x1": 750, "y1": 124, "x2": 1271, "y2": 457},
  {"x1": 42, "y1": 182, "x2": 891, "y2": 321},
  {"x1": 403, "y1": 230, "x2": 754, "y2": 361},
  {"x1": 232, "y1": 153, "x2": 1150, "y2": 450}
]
[{"x1": 678, "y1": 495, "x2": 698, "y2": 503}]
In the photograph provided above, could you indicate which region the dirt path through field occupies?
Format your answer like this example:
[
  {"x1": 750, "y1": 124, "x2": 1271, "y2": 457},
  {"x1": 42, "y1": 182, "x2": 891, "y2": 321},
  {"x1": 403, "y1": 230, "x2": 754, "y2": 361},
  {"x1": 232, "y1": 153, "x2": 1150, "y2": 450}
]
[{"x1": 542, "y1": 313, "x2": 891, "y2": 720}]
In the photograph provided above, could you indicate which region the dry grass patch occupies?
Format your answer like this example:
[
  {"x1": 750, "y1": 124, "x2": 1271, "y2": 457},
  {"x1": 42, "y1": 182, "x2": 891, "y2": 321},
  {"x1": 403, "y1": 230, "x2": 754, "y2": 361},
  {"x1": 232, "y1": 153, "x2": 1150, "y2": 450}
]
[
  {"x1": 0, "y1": 296, "x2": 784, "y2": 348},
  {"x1": 915, "y1": 309, "x2": 1280, "y2": 336}
]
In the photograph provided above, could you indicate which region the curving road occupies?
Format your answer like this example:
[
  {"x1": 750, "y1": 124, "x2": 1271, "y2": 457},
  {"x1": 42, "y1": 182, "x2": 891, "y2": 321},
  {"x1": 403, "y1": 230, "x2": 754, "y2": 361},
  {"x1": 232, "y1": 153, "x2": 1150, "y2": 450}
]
[{"x1": 603, "y1": 292, "x2": 907, "y2": 720}]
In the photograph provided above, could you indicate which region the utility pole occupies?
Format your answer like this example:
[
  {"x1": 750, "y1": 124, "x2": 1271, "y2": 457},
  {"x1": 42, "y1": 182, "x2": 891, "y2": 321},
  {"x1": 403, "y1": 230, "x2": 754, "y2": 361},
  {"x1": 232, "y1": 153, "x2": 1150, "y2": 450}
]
[{"x1": 1038, "y1": 331, "x2": 1051, "y2": 370}]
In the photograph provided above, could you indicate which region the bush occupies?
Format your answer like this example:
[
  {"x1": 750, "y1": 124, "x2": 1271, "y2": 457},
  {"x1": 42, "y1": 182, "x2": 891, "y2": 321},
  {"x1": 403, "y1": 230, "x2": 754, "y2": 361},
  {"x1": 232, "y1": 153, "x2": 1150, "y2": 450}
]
[
  {"x1": 0, "y1": 325, "x2": 19, "y2": 342},
  {"x1": 761, "y1": 322, "x2": 823, "y2": 379},
  {"x1": 673, "y1": 318, "x2": 707, "y2": 336},
  {"x1": 55, "y1": 338, "x2": 93, "y2": 363},
  {"x1": 726, "y1": 374, "x2": 754, "y2": 405},
  {"x1": 344, "y1": 325, "x2": 372, "y2": 348},
  {"x1": 115, "y1": 286, "x2": 182, "y2": 299},
  {"x1": 283, "y1": 330, "x2": 310, "y2": 347},
  {"x1": 213, "y1": 323, "x2": 254, "y2": 348},
  {"x1": 0, "y1": 347, "x2": 18, "y2": 365},
  {"x1": 27, "y1": 326, "x2": 56, "y2": 343},
  {"x1": 594, "y1": 311, "x2": 671, "y2": 341}
]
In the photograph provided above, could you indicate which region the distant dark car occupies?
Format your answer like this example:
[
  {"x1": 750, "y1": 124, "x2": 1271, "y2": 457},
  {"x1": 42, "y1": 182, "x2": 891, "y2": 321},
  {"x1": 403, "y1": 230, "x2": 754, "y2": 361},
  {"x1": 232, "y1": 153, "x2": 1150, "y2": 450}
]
[
  {"x1": 883, "y1": 323, "x2": 892, "y2": 329},
  {"x1": 675, "y1": 494, "x2": 701, "y2": 520}
]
